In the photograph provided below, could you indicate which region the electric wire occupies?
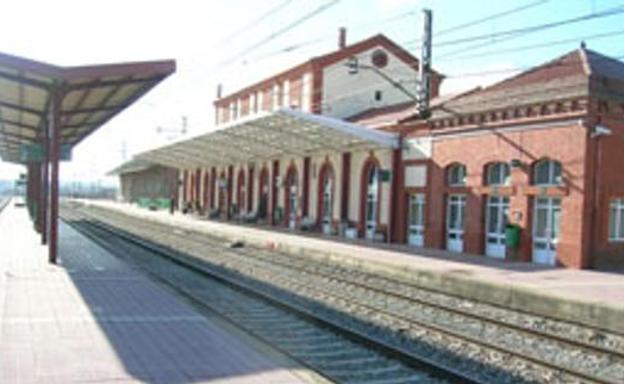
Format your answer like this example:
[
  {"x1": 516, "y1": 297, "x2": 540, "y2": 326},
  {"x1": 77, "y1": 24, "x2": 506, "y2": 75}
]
[
  {"x1": 216, "y1": 0, "x2": 296, "y2": 46},
  {"x1": 217, "y1": 0, "x2": 342, "y2": 69}
]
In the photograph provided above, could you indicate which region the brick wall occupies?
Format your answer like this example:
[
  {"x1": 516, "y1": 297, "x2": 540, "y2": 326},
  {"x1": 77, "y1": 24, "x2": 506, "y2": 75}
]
[{"x1": 425, "y1": 121, "x2": 590, "y2": 268}]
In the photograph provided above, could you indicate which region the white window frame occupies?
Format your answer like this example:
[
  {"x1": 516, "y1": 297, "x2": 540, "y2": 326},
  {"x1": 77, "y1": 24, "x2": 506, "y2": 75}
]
[
  {"x1": 533, "y1": 159, "x2": 563, "y2": 186},
  {"x1": 487, "y1": 162, "x2": 510, "y2": 186},
  {"x1": 302, "y1": 72, "x2": 312, "y2": 112},
  {"x1": 229, "y1": 101, "x2": 238, "y2": 120},
  {"x1": 257, "y1": 91, "x2": 264, "y2": 112},
  {"x1": 447, "y1": 164, "x2": 467, "y2": 186},
  {"x1": 272, "y1": 83, "x2": 281, "y2": 110},
  {"x1": 249, "y1": 93, "x2": 256, "y2": 115},
  {"x1": 283, "y1": 80, "x2": 290, "y2": 108},
  {"x1": 609, "y1": 198, "x2": 624, "y2": 242}
]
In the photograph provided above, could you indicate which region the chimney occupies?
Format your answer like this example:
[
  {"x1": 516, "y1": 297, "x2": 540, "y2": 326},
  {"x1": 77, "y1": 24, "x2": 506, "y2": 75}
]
[
  {"x1": 338, "y1": 27, "x2": 347, "y2": 50},
  {"x1": 216, "y1": 83, "x2": 223, "y2": 99}
]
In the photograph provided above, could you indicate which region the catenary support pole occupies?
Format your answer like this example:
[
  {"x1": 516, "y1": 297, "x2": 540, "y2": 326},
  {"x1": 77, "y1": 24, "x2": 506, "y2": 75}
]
[{"x1": 417, "y1": 9, "x2": 432, "y2": 118}]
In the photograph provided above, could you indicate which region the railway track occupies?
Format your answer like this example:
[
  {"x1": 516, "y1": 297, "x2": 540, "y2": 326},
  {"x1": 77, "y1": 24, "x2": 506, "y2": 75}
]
[
  {"x1": 63, "y1": 203, "x2": 624, "y2": 383},
  {"x1": 62, "y1": 207, "x2": 476, "y2": 384}
]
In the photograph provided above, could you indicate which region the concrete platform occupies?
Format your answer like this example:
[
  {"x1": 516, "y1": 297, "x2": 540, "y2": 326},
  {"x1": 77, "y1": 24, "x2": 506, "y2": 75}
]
[
  {"x1": 83, "y1": 200, "x2": 624, "y2": 335},
  {"x1": 0, "y1": 204, "x2": 318, "y2": 384}
]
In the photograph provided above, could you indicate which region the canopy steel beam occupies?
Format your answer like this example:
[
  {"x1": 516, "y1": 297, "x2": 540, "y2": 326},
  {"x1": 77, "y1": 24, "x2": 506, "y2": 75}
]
[
  {"x1": 0, "y1": 117, "x2": 38, "y2": 131},
  {"x1": 140, "y1": 151, "x2": 199, "y2": 168},
  {"x1": 0, "y1": 100, "x2": 44, "y2": 116},
  {"x1": 0, "y1": 69, "x2": 51, "y2": 90},
  {"x1": 156, "y1": 145, "x2": 238, "y2": 167},
  {"x1": 165, "y1": 144, "x2": 239, "y2": 166},
  {"x1": 66, "y1": 75, "x2": 163, "y2": 91}
]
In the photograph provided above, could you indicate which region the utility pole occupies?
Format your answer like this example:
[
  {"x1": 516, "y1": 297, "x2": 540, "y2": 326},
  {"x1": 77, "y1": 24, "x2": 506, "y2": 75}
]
[
  {"x1": 156, "y1": 115, "x2": 188, "y2": 141},
  {"x1": 417, "y1": 9, "x2": 432, "y2": 118}
]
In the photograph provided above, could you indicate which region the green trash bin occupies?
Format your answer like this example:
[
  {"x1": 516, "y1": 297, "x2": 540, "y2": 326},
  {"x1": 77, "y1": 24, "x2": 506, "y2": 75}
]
[{"x1": 505, "y1": 224, "x2": 521, "y2": 249}]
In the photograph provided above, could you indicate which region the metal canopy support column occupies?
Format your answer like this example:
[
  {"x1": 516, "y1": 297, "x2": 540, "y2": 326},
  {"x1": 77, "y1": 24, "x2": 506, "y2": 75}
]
[
  {"x1": 41, "y1": 125, "x2": 49, "y2": 245},
  {"x1": 340, "y1": 152, "x2": 351, "y2": 222},
  {"x1": 303, "y1": 157, "x2": 310, "y2": 217},
  {"x1": 32, "y1": 163, "x2": 42, "y2": 232},
  {"x1": 48, "y1": 85, "x2": 62, "y2": 264},
  {"x1": 271, "y1": 160, "x2": 279, "y2": 225}
]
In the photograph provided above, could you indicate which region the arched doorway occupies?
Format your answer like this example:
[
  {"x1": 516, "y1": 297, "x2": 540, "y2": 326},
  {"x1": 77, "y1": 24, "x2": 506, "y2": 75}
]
[
  {"x1": 236, "y1": 169, "x2": 245, "y2": 215},
  {"x1": 360, "y1": 157, "x2": 381, "y2": 240},
  {"x1": 284, "y1": 165, "x2": 298, "y2": 230},
  {"x1": 258, "y1": 167, "x2": 269, "y2": 220},
  {"x1": 317, "y1": 162, "x2": 335, "y2": 235}
]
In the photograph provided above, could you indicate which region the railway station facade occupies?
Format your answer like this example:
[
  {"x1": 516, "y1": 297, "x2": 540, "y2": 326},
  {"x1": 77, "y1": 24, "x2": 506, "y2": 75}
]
[{"x1": 116, "y1": 34, "x2": 624, "y2": 269}]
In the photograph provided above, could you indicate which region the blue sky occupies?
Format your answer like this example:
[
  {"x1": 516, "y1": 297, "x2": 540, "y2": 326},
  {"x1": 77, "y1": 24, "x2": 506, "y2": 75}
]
[{"x1": 0, "y1": 0, "x2": 622, "y2": 182}]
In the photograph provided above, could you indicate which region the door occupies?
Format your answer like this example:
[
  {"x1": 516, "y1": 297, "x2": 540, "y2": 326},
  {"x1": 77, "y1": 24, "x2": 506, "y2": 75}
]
[
  {"x1": 532, "y1": 197, "x2": 561, "y2": 265},
  {"x1": 258, "y1": 170, "x2": 269, "y2": 220},
  {"x1": 321, "y1": 173, "x2": 333, "y2": 235},
  {"x1": 408, "y1": 193, "x2": 425, "y2": 247},
  {"x1": 446, "y1": 194, "x2": 465, "y2": 252},
  {"x1": 485, "y1": 196, "x2": 509, "y2": 258},
  {"x1": 365, "y1": 166, "x2": 379, "y2": 240},
  {"x1": 287, "y1": 175, "x2": 298, "y2": 230}
]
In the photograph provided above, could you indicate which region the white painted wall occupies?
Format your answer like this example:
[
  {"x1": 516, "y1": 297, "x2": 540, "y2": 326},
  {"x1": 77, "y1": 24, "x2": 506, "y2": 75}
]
[{"x1": 321, "y1": 45, "x2": 418, "y2": 120}]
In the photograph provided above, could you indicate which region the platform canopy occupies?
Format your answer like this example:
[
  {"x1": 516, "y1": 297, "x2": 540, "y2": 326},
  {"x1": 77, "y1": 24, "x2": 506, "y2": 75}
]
[
  {"x1": 107, "y1": 157, "x2": 156, "y2": 176},
  {"x1": 135, "y1": 108, "x2": 400, "y2": 169},
  {"x1": 0, "y1": 52, "x2": 176, "y2": 163}
]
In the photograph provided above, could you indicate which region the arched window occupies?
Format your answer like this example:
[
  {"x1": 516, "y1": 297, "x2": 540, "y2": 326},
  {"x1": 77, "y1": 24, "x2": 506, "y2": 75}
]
[
  {"x1": 447, "y1": 163, "x2": 467, "y2": 186},
  {"x1": 486, "y1": 162, "x2": 510, "y2": 186},
  {"x1": 533, "y1": 159, "x2": 563, "y2": 186}
]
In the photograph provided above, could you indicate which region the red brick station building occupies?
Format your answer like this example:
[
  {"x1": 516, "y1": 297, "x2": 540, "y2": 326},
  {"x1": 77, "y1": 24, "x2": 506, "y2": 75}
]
[{"x1": 112, "y1": 33, "x2": 624, "y2": 269}]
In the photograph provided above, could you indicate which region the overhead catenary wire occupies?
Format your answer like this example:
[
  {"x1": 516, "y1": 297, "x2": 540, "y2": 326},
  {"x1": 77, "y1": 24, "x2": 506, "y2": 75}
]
[
  {"x1": 438, "y1": 29, "x2": 624, "y2": 61},
  {"x1": 249, "y1": 9, "x2": 419, "y2": 62},
  {"x1": 251, "y1": 0, "x2": 550, "y2": 65},
  {"x1": 213, "y1": 0, "x2": 297, "y2": 48},
  {"x1": 216, "y1": 0, "x2": 342, "y2": 69},
  {"x1": 425, "y1": 4, "x2": 624, "y2": 55},
  {"x1": 225, "y1": 3, "x2": 624, "y2": 85},
  {"x1": 434, "y1": 0, "x2": 550, "y2": 37}
]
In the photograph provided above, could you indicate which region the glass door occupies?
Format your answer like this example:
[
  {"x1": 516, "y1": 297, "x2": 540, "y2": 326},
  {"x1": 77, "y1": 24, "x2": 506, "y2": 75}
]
[
  {"x1": 288, "y1": 180, "x2": 298, "y2": 230},
  {"x1": 485, "y1": 196, "x2": 510, "y2": 258},
  {"x1": 532, "y1": 197, "x2": 561, "y2": 265},
  {"x1": 446, "y1": 194, "x2": 465, "y2": 252},
  {"x1": 408, "y1": 193, "x2": 425, "y2": 247},
  {"x1": 321, "y1": 174, "x2": 333, "y2": 235},
  {"x1": 365, "y1": 167, "x2": 379, "y2": 240}
]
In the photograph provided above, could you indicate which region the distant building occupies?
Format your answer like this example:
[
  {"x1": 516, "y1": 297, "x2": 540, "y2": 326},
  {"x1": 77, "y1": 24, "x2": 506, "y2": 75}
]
[{"x1": 109, "y1": 159, "x2": 178, "y2": 204}]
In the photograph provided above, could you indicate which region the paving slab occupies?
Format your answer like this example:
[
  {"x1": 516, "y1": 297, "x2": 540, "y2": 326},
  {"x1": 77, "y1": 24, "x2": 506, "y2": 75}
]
[
  {"x1": 84, "y1": 200, "x2": 624, "y2": 335},
  {"x1": 0, "y1": 204, "x2": 317, "y2": 384}
]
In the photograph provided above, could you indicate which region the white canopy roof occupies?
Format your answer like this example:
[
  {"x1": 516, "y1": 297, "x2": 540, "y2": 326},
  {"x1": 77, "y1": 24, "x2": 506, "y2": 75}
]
[{"x1": 135, "y1": 108, "x2": 399, "y2": 169}]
